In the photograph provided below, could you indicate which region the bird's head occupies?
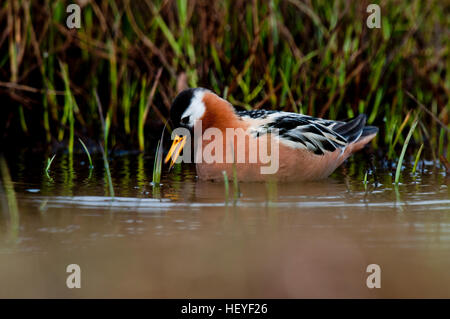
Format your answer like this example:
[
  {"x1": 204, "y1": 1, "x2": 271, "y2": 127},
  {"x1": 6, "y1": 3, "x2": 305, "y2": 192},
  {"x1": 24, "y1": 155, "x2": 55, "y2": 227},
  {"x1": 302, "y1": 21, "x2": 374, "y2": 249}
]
[
  {"x1": 165, "y1": 87, "x2": 209, "y2": 168},
  {"x1": 165, "y1": 87, "x2": 235, "y2": 168},
  {"x1": 169, "y1": 87, "x2": 208, "y2": 130}
]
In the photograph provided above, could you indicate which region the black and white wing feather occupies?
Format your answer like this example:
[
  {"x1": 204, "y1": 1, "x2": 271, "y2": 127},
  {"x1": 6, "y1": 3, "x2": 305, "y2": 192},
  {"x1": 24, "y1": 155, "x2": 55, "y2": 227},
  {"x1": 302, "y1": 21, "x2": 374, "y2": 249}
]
[{"x1": 239, "y1": 110, "x2": 372, "y2": 156}]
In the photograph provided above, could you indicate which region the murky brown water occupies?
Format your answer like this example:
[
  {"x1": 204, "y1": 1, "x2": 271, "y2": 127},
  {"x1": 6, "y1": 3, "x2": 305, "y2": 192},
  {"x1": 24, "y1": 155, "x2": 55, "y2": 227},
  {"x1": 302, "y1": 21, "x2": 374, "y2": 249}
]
[{"x1": 0, "y1": 152, "x2": 449, "y2": 298}]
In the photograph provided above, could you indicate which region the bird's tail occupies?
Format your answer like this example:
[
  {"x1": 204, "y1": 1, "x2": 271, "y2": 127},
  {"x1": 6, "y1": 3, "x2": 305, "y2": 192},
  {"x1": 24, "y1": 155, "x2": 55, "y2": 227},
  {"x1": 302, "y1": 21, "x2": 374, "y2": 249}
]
[
  {"x1": 361, "y1": 125, "x2": 379, "y2": 137},
  {"x1": 334, "y1": 114, "x2": 378, "y2": 153}
]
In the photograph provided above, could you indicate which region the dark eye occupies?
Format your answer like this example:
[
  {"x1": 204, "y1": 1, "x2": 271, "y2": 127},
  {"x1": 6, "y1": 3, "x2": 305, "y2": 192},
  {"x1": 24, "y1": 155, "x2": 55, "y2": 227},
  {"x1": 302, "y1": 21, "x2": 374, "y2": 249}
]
[{"x1": 180, "y1": 117, "x2": 189, "y2": 125}]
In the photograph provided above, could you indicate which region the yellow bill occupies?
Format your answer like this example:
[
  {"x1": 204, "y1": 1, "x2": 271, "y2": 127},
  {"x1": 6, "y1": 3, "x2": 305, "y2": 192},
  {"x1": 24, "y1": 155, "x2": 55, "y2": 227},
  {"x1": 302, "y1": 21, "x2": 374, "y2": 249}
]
[{"x1": 164, "y1": 135, "x2": 187, "y2": 170}]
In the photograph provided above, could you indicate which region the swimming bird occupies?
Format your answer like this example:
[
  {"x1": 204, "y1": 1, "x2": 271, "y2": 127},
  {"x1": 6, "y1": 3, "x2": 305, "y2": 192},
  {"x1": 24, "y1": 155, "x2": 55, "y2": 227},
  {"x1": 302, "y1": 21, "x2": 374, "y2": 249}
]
[{"x1": 165, "y1": 88, "x2": 378, "y2": 182}]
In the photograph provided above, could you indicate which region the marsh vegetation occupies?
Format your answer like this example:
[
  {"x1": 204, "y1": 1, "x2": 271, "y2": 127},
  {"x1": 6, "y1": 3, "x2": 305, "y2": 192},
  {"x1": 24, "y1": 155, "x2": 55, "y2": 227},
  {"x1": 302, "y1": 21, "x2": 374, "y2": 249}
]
[{"x1": 0, "y1": 0, "x2": 449, "y2": 298}]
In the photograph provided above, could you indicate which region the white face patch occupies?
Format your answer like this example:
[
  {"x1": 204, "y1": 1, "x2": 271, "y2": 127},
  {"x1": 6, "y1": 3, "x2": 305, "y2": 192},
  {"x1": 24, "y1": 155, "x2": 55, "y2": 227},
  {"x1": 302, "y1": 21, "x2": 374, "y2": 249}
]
[{"x1": 181, "y1": 89, "x2": 207, "y2": 127}]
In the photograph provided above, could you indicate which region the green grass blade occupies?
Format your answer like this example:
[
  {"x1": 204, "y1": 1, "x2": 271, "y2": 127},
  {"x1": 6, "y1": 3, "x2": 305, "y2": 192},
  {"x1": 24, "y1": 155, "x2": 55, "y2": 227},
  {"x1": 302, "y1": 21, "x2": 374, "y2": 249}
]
[
  {"x1": 46, "y1": 154, "x2": 56, "y2": 172},
  {"x1": 152, "y1": 126, "x2": 166, "y2": 186},
  {"x1": 101, "y1": 146, "x2": 114, "y2": 198},
  {"x1": 222, "y1": 171, "x2": 229, "y2": 204},
  {"x1": 58, "y1": 60, "x2": 75, "y2": 155},
  {"x1": 395, "y1": 116, "x2": 419, "y2": 184},
  {"x1": 152, "y1": 140, "x2": 163, "y2": 185},
  {"x1": 412, "y1": 143, "x2": 424, "y2": 175},
  {"x1": 78, "y1": 138, "x2": 93, "y2": 169},
  {"x1": 363, "y1": 170, "x2": 368, "y2": 191}
]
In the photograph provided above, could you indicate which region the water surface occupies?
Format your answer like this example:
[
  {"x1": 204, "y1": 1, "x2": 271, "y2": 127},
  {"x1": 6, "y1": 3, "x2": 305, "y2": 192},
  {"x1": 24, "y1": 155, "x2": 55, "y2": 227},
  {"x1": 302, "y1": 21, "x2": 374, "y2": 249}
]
[{"x1": 0, "y1": 152, "x2": 449, "y2": 298}]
